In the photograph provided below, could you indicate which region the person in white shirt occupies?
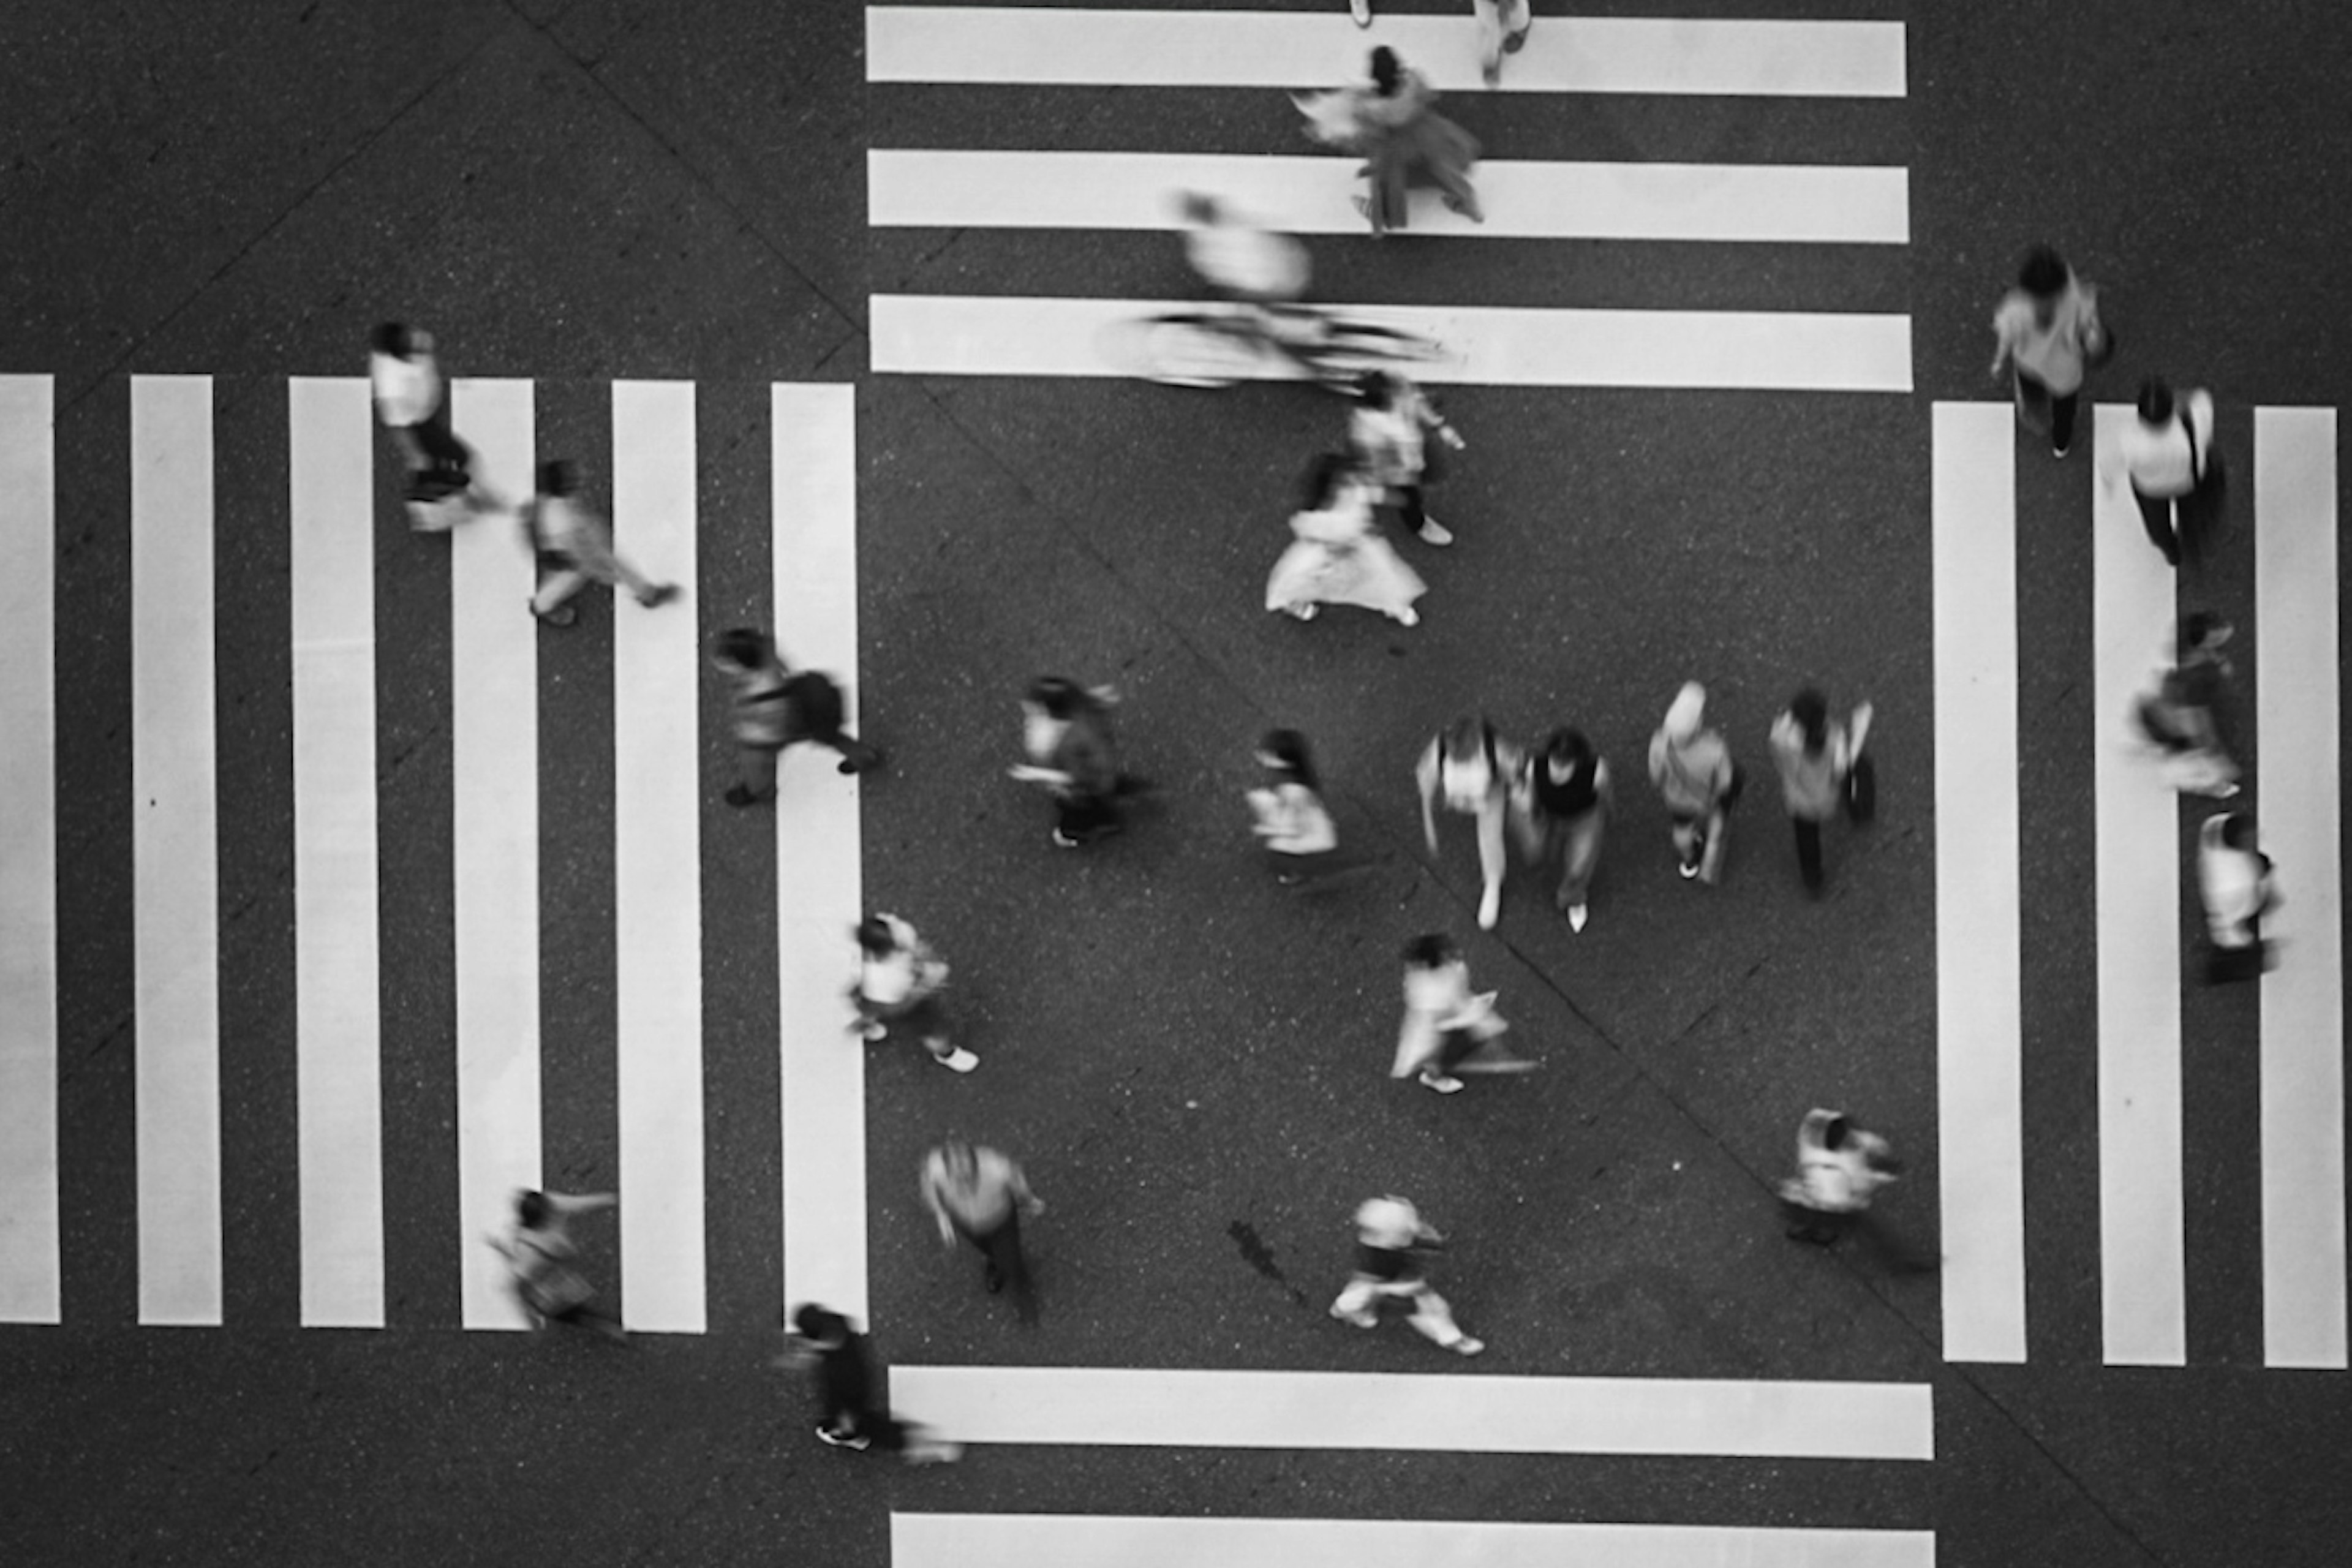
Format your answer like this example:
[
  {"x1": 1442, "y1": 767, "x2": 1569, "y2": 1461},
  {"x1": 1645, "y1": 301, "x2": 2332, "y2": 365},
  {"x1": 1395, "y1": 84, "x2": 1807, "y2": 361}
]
[
  {"x1": 1246, "y1": 728, "x2": 1353, "y2": 887},
  {"x1": 1989, "y1": 245, "x2": 2108, "y2": 459},
  {"x1": 1180, "y1": 192, "x2": 1311, "y2": 309},
  {"x1": 850, "y1": 913, "x2": 976, "y2": 1072},
  {"x1": 1415, "y1": 715, "x2": 1523, "y2": 929},
  {"x1": 1351, "y1": 371, "x2": 1464, "y2": 547},
  {"x1": 1389, "y1": 932, "x2": 1533, "y2": 1093},
  {"x1": 1329, "y1": 1194, "x2": 1484, "y2": 1355},
  {"x1": 2198, "y1": 811, "x2": 2277, "y2": 985},
  {"x1": 919, "y1": 1140, "x2": 1045, "y2": 1324},
  {"x1": 2102, "y1": 377, "x2": 2216, "y2": 568},
  {"x1": 519, "y1": 459, "x2": 681, "y2": 627},
  {"x1": 369, "y1": 321, "x2": 497, "y2": 527},
  {"x1": 1779, "y1": 1110, "x2": 1921, "y2": 1271}
]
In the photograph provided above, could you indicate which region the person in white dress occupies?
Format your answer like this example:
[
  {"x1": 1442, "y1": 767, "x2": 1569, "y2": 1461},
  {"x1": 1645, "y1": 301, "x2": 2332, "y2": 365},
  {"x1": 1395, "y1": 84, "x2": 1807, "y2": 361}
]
[{"x1": 1265, "y1": 453, "x2": 1427, "y2": 626}]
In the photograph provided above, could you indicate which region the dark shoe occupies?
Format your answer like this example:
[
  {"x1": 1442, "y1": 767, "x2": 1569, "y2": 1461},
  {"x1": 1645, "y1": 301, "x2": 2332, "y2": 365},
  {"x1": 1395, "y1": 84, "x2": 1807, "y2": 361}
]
[
  {"x1": 638, "y1": 584, "x2": 682, "y2": 608},
  {"x1": 1504, "y1": 26, "x2": 1529, "y2": 53},
  {"x1": 725, "y1": 784, "x2": 773, "y2": 809},
  {"x1": 984, "y1": 1262, "x2": 1005, "y2": 1295},
  {"x1": 532, "y1": 601, "x2": 578, "y2": 628}
]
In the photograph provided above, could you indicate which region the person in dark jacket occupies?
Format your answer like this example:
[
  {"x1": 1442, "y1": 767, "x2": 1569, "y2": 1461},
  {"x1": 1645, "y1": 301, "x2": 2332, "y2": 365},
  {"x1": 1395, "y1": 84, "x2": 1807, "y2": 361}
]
[
  {"x1": 1010, "y1": 676, "x2": 1140, "y2": 847},
  {"x1": 777, "y1": 1305, "x2": 963, "y2": 1464},
  {"x1": 712, "y1": 627, "x2": 884, "y2": 805}
]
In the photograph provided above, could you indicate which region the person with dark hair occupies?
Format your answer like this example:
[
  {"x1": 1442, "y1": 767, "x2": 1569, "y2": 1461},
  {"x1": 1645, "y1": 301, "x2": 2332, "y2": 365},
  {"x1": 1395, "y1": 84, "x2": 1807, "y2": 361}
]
[
  {"x1": 1178, "y1": 190, "x2": 1310, "y2": 310},
  {"x1": 1329, "y1": 1195, "x2": 1484, "y2": 1355},
  {"x1": 1389, "y1": 932, "x2": 1531, "y2": 1093},
  {"x1": 850, "y1": 913, "x2": 976, "y2": 1072},
  {"x1": 1767, "y1": 688, "x2": 1873, "y2": 895},
  {"x1": 1293, "y1": 47, "x2": 1483, "y2": 235},
  {"x1": 1648, "y1": 682, "x2": 1741, "y2": 883},
  {"x1": 919, "y1": 1140, "x2": 1046, "y2": 1325},
  {"x1": 2132, "y1": 614, "x2": 2239, "y2": 798},
  {"x1": 2198, "y1": 810, "x2": 2278, "y2": 985},
  {"x1": 483, "y1": 1188, "x2": 626, "y2": 1341},
  {"x1": 1010, "y1": 676, "x2": 1140, "y2": 848},
  {"x1": 369, "y1": 321, "x2": 495, "y2": 527},
  {"x1": 711, "y1": 627, "x2": 883, "y2": 804},
  {"x1": 1778, "y1": 1110, "x2": 1918, "y2": 1270},
  {"x1": 777, "y1": 1305, "x2": 963, "y2": 1464},
  {"x1": 1513, "y1": 728, "x2": 1611, "y2": 930},
  {"x1": 1351, "y1": 371, "x2": 1464, "y2": 547},
  {"x1": 1264, "y1": 452, "x2": 1427, "y2": 625},
  {"x1": 1989, "y1": 244, "x2": 2108, "y2": 458},
  {"x1": 2102, "y1": 376, "x2": 2217, "y2": 567},
  {"x1": 1246, "y1": 728, "x2": 1349, "y2": 886},
  {"x1": 519, "y1": 458, "x2": 680, "y2": 627},
  {"x1": 1415, "y1": 715, "x2": 1524, "y2": 929}
]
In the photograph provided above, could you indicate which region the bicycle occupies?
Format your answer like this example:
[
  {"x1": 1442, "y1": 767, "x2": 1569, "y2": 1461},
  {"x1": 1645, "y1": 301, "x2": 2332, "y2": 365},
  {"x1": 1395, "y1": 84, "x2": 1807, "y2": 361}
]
[{"x1": 1106, "y1": 301, "x2": 1449, "y2": 391}]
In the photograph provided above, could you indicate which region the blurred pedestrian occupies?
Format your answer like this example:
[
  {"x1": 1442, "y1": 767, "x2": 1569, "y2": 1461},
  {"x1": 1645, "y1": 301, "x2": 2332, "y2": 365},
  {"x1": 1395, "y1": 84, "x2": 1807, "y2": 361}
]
[
  {"x1": 920, "y1": 1140, "x2": 1046, "y2": 1325},
  {"x1": 1648, "y1": 682, "x2": 1741, "y2": 883},
  {"x1": 1009, "y1": 676, "x2": 1141, "y2": 848},
  {"x1": 521, "y1": 459, "x2": 680, "y2": 627},
  {"x1": 777, "y1": 1305, "x2": 963, "y2": 1464},
  {"x1": 1778, "y1": 1110, "x2": 1923, "y2": 1271},
  {"x1": 1473, "y1": 0, "x2": 1534, "y2": 88},
  {"x1": 1351, "y1": 371, "x2": 1464, "y2": 547},
  {"x1": 1329, "y1": 1195, "x2": 1484, "y2": 1355},
  {"x1": 1390, "y1": 932, "x2": 1532, "y2": 1093},
  {"x1": 483, "y1": 1188, "x2": 626, "y2": 1341},
  {"x1": 1767, "y1": 689, "x2": 1874, "y2": 896},
  {"x1": 2198, "y1": 811, "x2": 2278, "y2": 986},
  {"x1": 2130, "y1": 613, "x2": 2239, "y2": 799},
  {"x1": 851, "y1": 913, "x2": 976, "y2": 1073},
  {"x1": 369, "y1": 321, "x2": 496, "y2": 529},
  {"x1": 1179, "y1": 190, "x2": 1311, "y2": 312},
  {"x1": 1349, "y1": 0, "x2": 1370, "y2": 28},
  {"x1": 2101, "y1": 377, "x2": 2217, "y2": 568},
  {"x1": 1246, "y1": 728, "x2": 1351, "y2": 886},
  {"x1": 712, "y1": 627, "x2": 883, "y2": 804},
  {"x1": 1512, "y1": 727, "x2": 1611, "y2": 931},
  {"x1": 1294, "y1": 47, "x2": 1483, "y2": 235},
  {"x1": 1989, "y1": 243, "x2": 2110, "y2": 459},
  {"x1": 1265, "y1": 452, "x2": 1427, "y2": 626},
  {"x1": 1416, "y1": 715, "x2": 1523, "y2": 929}
]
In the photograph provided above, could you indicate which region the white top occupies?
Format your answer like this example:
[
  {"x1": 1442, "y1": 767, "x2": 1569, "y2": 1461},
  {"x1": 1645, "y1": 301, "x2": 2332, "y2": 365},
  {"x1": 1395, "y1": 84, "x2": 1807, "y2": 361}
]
[
  {"x1": 1789, "y1": 1114, "x2": 1896, "y2": 1213},
  {"x1": 2116, "y1": 390, "x2": 2215, "y2": 499},
  {"x1": 1185, "y1": 222, "x2": 1310, "y2": 302},
  {"x1": 1251, "y1": 781, "x2": 1338, "y2": 853},
  {"x1": 369, "y1": 350, "x2": 440, "y2": 427},
  {"x1": 1991, "y1": 278, "x2": 2096, "y2": 395},
  {"x1": 1351, "y1": 400, "x2": 1426, "y2": 485},
  {"x1": 2198, "y1": 818, "x2": 2266, "y2": 948}
]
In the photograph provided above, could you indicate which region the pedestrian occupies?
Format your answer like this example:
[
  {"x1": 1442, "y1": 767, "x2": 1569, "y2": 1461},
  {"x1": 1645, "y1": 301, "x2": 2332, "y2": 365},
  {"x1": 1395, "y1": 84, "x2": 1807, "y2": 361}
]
[
  {"x1": 483, "y1": 1188, "x2": 627, "y2": 1341},
  {"x1": 712, "y1": 627, "x2": 884, "y2": 804},
  {"x1": 2130, "y1": 612, "x2": 2239, "y2": 799},
  {"x1": 1328, "y1": 1195, "x2": 1484, "y2": 1356},
  {"x1": 1351, "y1": 371, "x2": 1464, "y2": 548},
  {"x1": 519, "y1": 459, "x2": 680, "y2": 627},
  {"x1": 1989, "y1": 243, "x2": 2110, "y2": 459},
  {"x1": 777, "y1": 1305, "x2": 964, "y2": 1464},
  {"x1": 1179, "y1": 190, "x2": 1311, "y2": 312},
  {"x1": 1009, "y1": 676, "x2": 1141, "y2": 848},
  {"x1": 1472, "y1": 0, "x2": 1534, "y2": 88},
  {"x1": 2198, "y1": 811, "x2": 2278, "y2": 986},
  {"x1": 1294, "y1": 47, "x2": 1483, "y2": 235},
  {"x1": 919, "y1": 1140, "x2": 1045, "y2": 1325},
  {"x1": 1512, "y1": 728, "x2": 1611, "y2": 931},
  {"x1": 1777, "y1": 1110, "x2": 1924, "y2": 1272},
  {"x1": 1415, "y1": 714, "x2": 1521, "y2": 929},
  {"x1": 850, "y1": 913, "x2": 978, "y2": 1073},
  {"x1": 2101, "y1": 377, "x2": 2217, "y2": 568},
  {"x1": 1647, "y1": 682, "x2": 1741, "y2": 883},
  {"x1": 368, "y1": 321, "x2": 494, "y2": 529},
  {"x1": 1766, "y1": 689, "x2": 1874, "y2": 896},
  {"x1": 1348, "y1": 0, "x2": 1370, "y2": 29},
  {"x1": 1389, "y1": 933, "x2": 1533, "y2": 1093},
  {"x1": 1265, "y1": 452, "x2": 1427, "y2": 626},
  {"x1": 1245, "y1": 728, "x2": 1352, "y2": 887}
]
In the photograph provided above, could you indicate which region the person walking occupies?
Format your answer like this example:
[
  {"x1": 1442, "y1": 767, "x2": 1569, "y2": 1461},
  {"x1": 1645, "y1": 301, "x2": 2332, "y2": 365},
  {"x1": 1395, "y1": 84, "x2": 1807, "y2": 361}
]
[
  {"x1": 1513, "y1": 728, "x2": 1611, "y2": 931},
  {"x1": 711, "y1": 627, "x2": 884, "y2": 804},
  {"x1": 1472, "y1": 0, "x2": 1534, "y2": 88},
  {"x1": 850, "y1": 913, "x2": 977, "y2": 1072},
  {"x1": 1989, "y1": 243, "x2": 2109, "y2": 459},
  {"x1": 1010, "y1": 676, "x2": 1141, "y2": 848},
  {"x1": 1777, "y1": 1110, "x2": 1924, "y2": 1271},
  {"x1": 919, "y1": 1140, "x2": 1045, "y2": 1324},
  {"x1": 520, "y1": 459, "x2": 680, "y2": 627},
  {"x1": 483, "y1": 1188, "x2": 627, "y2": 1341},
  {"x1": 2198, "y1": 812, "x2": 2278, "y2": 986},
  {"x1": 1265, "y1": 453, "x2": 1428, "y2": 626},
  {"x1": 1766, "y1": 689, "x2": 1873, "y2": 896},
  {"x1": 1246, "y1": 728, "x2": 1358, "y2": 887},
  {"x1": 1648, "y1": 682, "x2": 1741, "y2": 883},
  {"x1": 777, "y1": 1305, "x2": 964, "y2": 1464},
  {"x1": 1351, "y1": 371, "x2": 1464, "y2": 547},
  {"x1": 369, "y1": 321, "x2": 496, "y2": 529},
  {"x1": 2130, "y1": 612, "x2": 2239, "y2": 799},
  {"x1": 1294, "y1": 47, "x2": 1483, "y2": 235},
  {"x1": 1415, "y1": 715, "x2": 1523, "y2": 929},
  {"x1": 1390, "y1": 932, "x2": 1532, "y2": 1093},
  {"x1": 2102, "y1": 377, "x2": 2217, "y2": 568},
  {"x1": 1329, "y1": 1195, "x2": 1485, "y2": 1355}
]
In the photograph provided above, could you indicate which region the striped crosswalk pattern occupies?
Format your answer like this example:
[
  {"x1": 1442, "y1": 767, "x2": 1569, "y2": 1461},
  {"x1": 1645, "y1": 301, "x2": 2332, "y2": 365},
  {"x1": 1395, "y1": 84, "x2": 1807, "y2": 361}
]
[
  {"x1": 1933, "y1": 401, "x2": 2348, "y2": 1369},
  {"x1": 867, "y1": 4, "x2": 1914, "y2": 391}
]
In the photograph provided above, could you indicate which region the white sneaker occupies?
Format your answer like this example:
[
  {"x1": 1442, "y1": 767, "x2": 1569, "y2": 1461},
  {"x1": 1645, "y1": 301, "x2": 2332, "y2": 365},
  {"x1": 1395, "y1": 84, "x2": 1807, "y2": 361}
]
[
  {"x1": 1395, "y1": 606, "x2": 1420, "y2": 627},
  {"x1": 1330, "y1": 1304, "x2": 1378, "y2": 1328},
  {"x1": 1451, "y1": 1336, "x2": 1485, "y2": 1357},
  {"x1": 1286, "y1": 601, "x2": 1319, "y2": 621},
  {"x1": 1477, "y1": 885, "x2": 1501, "y2": 930},
  {"x1": 1417, "y1": 518, "x2": 1453, "y2": 546},
  {"x1": 1349, "y1": 0, "x2": 1370, "y2": 26},
  {"x1": 1567, "y1": 902, "x2": 1589, "y2": 933},
  {"x1": 1419, "y1": 1071, "x2": 1466, "y2": 1095},
  {"x1": 933, "y1": 1046, "x2": 980, "y2": 1074},
  {"x1": 854, "y1": 1020, "x2": 888, "y2": 1042}
]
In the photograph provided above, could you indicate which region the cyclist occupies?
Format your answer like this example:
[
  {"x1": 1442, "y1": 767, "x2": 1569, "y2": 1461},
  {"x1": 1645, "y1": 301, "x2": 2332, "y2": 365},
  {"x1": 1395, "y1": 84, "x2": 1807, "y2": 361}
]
[{"x1": 1177, "y1": 192, "x2": 1314, "y2": 344}]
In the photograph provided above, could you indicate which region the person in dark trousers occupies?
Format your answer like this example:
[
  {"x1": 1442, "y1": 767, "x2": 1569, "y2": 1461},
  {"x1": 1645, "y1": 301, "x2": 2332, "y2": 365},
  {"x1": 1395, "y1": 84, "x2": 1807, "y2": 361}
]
[
  {"x1": 1989, "y1": 244, "x2": 2108, "y2": 459},
  {"x1": 1011, "y1": 677, "x2": 1140, "y2": 848},
  {"x1": 369, "y1": 321, "x2": 497, "y2": 527},
  {"x1": 712, "y1": 627, "x2": 883, "y2": 804},
  {"x1": 1648, "y1": 682, "x2": 1740, "y2": 884},
  {"x1": 919, "y1": 1139, "x2": 1045, "y2": 1325},
  {"x1": 1767, "y1": 689, "x2": 1872, "y2": 895},
  {"x1": 1513, "y1": 727, "x2": 1611, "y2": 931},
  {"x1": 1778, "y1": 1109, "x2": 1926, "y2": 1273},
  {"x1": 2103, "y1": 377, "x2": 2217, "y2": 568},
  {"x1": 1351, "y1": 371, "x2": 1463, "y2": 547},
  {"x1": 850, "y1": 913, "x2": 978, "y2": 1072},
  {"x1": 777, "y1": 1305, "x2": 963, "y2": 1464},
  {"x1": 2198, "y1": 811, "x2": 2278, "y2": 985},
  {"x1": 483, "y1": 1188, "x2": 627, "y2": 1341}
]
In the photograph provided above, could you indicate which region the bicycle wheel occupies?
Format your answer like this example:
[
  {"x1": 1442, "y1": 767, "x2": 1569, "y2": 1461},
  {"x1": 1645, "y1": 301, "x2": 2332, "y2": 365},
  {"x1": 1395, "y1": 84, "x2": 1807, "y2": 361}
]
[{"x1": 1125, "y1": 314, "x2": 1271, "y2": 388}]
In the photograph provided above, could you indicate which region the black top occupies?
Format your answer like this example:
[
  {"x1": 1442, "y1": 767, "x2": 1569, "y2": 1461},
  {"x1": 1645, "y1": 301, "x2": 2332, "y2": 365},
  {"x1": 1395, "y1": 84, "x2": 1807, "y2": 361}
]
[
  {"x1": 1530, "y1": 753, "x2": 1600, "y2": 818},
  {"x1": 1354, "y1": 1242, "x2": 1424, "y2": 1283}
]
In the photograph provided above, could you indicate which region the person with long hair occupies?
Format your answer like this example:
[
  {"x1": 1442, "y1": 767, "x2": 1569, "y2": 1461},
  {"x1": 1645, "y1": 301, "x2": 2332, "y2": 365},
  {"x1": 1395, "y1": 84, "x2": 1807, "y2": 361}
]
[
  {"x1": 1766, "y1": 688, "x2": 1872, "y2": 895},
  {"x1": 1415, "y1": 714, "x2": 1522, "y2": 929},
  {"x1": 1514, "y1": 728, "x2": 1611, "y2": 931},
  {"x1": 1295, "y1": 46, "x2": 1483, "y2": 236},
  {"x1": 1265, "y1": 452, "x2": 1427, "y2": 626}
]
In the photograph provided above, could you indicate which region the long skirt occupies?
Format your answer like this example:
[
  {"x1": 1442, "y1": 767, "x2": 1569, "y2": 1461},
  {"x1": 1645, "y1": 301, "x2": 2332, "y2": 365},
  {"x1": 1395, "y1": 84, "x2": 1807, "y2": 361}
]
[
  {"x1": 1266, "y1": 538, "x2": 1427, "y2": 620},
  {"x1": 1363, "y1": 113, "x2": 1482, "y2": 232}
]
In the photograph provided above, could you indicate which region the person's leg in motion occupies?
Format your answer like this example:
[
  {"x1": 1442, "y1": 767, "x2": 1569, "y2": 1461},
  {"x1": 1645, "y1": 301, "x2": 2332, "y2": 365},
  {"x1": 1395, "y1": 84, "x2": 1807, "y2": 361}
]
[
  {"x1": 1330, "y1": 1275, "x2": 1381, "y2": 1326},
  {"x1": 984, "y1": 1211, "x2": 1037, "y2": 1324},
  {"x1": 1474, "y1": 797, "x2": 1508, "y2": 928},
  {"x1": 1793, "y1": 816, "x2": 1823, "y2": 893},
  {"x1": 2050, "y1": 390, "x2": 2079, "y2": 456},
  {"x1": 1559, "y1": 808, "x2": 1604, "y2": 917},
  {"x1": 726, "y1": 739, "x2": 781, "y2": 808},
  {"x1": 2132, "y1": 486, "x2": 2182, "y2": 565},
  {"x1": 815, "y1": 725, "x2": 885, "y2": 775},
  {"x1": 531, "y1": 562, "x2": 589, "y2": 625},
  {"x1": 1406, "y1": 1285, "x2": 1482, "y2": 1353}
]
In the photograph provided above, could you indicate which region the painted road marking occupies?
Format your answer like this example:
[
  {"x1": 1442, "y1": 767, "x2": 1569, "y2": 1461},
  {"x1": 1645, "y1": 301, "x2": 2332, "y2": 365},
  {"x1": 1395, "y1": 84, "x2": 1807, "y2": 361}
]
[
  {"x1": 1933, "y1": 402, "x2": 2025, "y2": 1363},
  {"x1": 2093, "y1": 403, "x2": 2185, "y2": 1366},
  {"x1": 132, "y1": 375, "x2": 223, "y2": 1327},
  {"x1": 866, "y1": 8, "x2": 1907, "y2": 98},
  {"x1": 2255, "y1": 407, "x2": 2346, "y2": 1369},
  {"x1": 892, "y1": 1367, "x2": 1932, "y2": 1459},
  {"x1": 451, "y1": 379, "x2": 542, "y2": 1330},
  {"x1": 612, "y1": 381, "x2": 707, "y2": 1333},
  {"x1": 869, "y1": 149, "x2": 1910, "y2": 246},
  {"x1": 288, "y1": 377, "x2": 386, "y2": 1329},
  {"x1": 774, "y1": 383, "x2": 867, "y2": 1324}
]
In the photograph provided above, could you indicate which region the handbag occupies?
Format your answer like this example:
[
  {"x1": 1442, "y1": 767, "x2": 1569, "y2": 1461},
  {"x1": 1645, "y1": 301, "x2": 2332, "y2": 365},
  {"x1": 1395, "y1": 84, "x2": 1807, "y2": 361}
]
[{"x1": 1844, "y1": 753, "x2": 1877, "y2": 824}]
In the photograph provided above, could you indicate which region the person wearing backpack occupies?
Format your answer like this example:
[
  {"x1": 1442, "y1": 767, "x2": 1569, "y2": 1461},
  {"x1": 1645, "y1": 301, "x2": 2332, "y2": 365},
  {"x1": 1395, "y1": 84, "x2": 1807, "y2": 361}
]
[
  {"x1": 2103, "y1": 377, "x2": 2217, "y2": 568},
  {"x1": 1767, "y1": 689, "x2": 1874, "y2": 896},
  {"x1": 712, "y1": 627, "x2": 884, "y2": 806}
]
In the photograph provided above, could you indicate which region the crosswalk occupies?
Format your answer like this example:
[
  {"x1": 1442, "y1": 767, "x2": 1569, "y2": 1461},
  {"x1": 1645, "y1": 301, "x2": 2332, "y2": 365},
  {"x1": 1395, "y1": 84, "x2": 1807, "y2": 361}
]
[{"x1": 866, "y1": 4, "x2": 1915, "y2": 391}]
